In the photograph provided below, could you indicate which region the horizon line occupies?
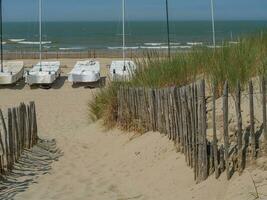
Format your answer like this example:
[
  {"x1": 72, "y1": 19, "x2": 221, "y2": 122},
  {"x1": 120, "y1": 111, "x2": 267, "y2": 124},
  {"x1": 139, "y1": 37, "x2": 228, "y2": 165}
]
[{"x1": 4, "y1": 19, "x2": 267, "y2": 23}]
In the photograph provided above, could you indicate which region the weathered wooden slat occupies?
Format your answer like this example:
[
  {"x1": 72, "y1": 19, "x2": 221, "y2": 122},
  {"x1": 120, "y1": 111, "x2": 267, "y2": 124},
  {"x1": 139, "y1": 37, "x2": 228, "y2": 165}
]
[
  {"x1": 171, "y1": 87, "x2": 178, "y2": 144},
  {"x1": 249, "y1": 80, "x2": 256, "y2": 160},
  {"x1": 147, "y1": 89, "x2": 153, "y2": 131},
  {"x1": 212, "y1": 84, "x2": 219, "y2": 178},
  {"x1": 161, "y1": 89, "x2": 167, "y2": 134},
  {"x1": 165, "y1": 89, "x2": 171, "y2": 137},
  {"x1": 209, "y1": 141, "x2": 214, "y2": 175},
  {"x1": 193, "y1": 83, "x2": 199, "y2": 181},
  {"x1": 235, "y1": 81, "x2": 243, "y2": 174},
  {"x1": 176, "y1": 87, "x2": 183, "y2": 150},
  {"x1": 181, "y1": 87, "x2": 188, "y2": 163},
  {"x1": 197, "y1": 82, "x2": 203, "y2": 182},
  {"x1": 190, "y1": 83, "x2": 197, "y2": 180},
  {"x1": 201, "y1": 80, "x2": 208, "y2": 181},
  {"x1": 187, "y1": 85, "x2": 193, "y2": 168},
  {"x1": 0, "y1": 109, "x2": 9, "y2": 172},
  {"x1": 0, "y1": 111, "x2": 5, "y2": 174},
  {"x1": 262, "y1": 76, "x2": 267, "y2": 154},
  {"x1": 7, "y1": 108, "x2": 14, "y2": 170},
  {"x1": 223, "y1": 81, "x2": 230, "y2": 180},
  {"x1": 168, "y1": 88, "x2": 174, "y2": 141},
  {"x1": 33, "y1": 102, "x2": 38, "y2": 144},
  {"x1": 219, "y1": 144, "x2": 225, "y2": 173}
]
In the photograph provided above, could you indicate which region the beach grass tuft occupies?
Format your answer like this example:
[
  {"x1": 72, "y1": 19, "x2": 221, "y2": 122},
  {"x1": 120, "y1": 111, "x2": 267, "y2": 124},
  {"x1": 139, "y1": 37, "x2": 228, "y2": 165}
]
[
  {"x1": 89, "y1": 31, "x2": 267, "y2": 127},
  {"x1": 89, "y1": 83, "x2": 120, "y2": 127}
]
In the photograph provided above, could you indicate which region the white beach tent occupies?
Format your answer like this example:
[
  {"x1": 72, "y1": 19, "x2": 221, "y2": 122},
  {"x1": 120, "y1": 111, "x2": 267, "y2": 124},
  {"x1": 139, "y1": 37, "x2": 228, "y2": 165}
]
[
  {"x1": 0, "y1": 61, "x2": 24, "y2": 85},
  {"x1": 109, "y1": 60, "x2": 136, "y2": 81},
  {"x1": 68, "y1": 60, "x2": 100, "y2": 83},
  {"x1": 25, "y1": 61, "x2": 61, "y2": 86},
  {"x1": 109, "y1": 0, "x2": 137, "y2": 82}
]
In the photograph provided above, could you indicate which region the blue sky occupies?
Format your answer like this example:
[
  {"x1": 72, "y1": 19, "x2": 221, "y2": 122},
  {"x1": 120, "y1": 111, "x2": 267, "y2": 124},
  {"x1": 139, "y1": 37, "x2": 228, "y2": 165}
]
[{"x1": 3, "y1": 0, "x2": 267, "y2": 22}]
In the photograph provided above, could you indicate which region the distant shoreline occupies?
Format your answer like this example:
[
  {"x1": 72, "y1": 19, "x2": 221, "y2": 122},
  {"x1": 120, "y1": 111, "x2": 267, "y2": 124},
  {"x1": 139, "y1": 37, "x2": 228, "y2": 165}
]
[{"x1": 3, "y1": 21, "x2": 266, "y2": 54}]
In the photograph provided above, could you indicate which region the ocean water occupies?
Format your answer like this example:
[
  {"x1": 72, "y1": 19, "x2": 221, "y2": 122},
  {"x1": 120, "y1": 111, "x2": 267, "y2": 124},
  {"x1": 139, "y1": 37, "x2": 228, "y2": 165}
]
[{"x1": 2, "y1": 21, "x2": 267, "y2": 52}]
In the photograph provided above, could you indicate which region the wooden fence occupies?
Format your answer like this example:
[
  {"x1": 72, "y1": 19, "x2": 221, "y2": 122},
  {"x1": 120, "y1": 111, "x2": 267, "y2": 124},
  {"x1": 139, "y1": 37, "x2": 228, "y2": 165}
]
[
  {"x1": 0, "y1": 102, "x2": 38, "y2": 175},
  {"x1": 117, "y1": 79, "x2": 267, "y2": 183},
  {"x1": 3, "y1": 49, "x2": 181, "y2": 60},
  {"x1": 3, "y1": 50, "x2": 141, "y2": 60}
]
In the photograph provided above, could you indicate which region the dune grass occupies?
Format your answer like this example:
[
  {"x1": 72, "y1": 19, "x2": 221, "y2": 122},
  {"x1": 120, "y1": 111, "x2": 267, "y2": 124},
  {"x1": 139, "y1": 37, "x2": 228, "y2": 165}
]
[
  {"x1": 132, "y1": 32, "x2": 267, "y2": 91},
  {"x1": 89, "y1": 83, "x2": 120, "y2": 127},
  {"x1": 90, "y1": 32, "x2": 267, "y2": 125}
]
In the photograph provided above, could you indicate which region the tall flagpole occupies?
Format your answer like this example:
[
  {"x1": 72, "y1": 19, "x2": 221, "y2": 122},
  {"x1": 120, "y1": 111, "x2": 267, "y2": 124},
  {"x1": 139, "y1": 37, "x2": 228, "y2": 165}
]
[
  {"x1": 210, "y1": 0, "x2": 216, "y2": 48},
  {"x1": 165, "y1": 0, "x2": 171, "y2": 58},
  {"x1": 0, "y1": 0, "x2": 3, "y2": 72},
  {"x1": 122, "y1": 0, "x2": 125, "y2": 64},
  {"x1": 39, "y1": 0, "x2": 42, "y2": 70}
]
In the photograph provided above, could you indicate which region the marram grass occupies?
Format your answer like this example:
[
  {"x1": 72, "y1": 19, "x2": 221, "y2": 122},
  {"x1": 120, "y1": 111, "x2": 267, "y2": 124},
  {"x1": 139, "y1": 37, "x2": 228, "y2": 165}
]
[{"x1": 90, "y1": 32, "x2": 267, "y2": 125}]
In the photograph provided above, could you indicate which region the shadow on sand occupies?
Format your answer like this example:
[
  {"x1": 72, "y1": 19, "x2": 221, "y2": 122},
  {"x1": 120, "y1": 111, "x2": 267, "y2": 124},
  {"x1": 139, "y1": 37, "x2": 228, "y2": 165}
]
[
  {"x1": 0, "y1": 139, "x2": 63, "y2": 199},
  {"x1": 0, "y1": 76, "x2": 106, "y2": 90},
  {"x1": 72, "y1": 76, "x2": 107, "y2": 89},
  {"x1": 0, "y1": 78, "x2": 27, "y2": 90}
]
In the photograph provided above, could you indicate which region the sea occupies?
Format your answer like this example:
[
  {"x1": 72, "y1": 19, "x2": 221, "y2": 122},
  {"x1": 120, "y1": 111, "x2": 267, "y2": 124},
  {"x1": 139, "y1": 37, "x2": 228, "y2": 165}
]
[{"x1": 2, "y1": 20, "x2": 267, "y2": 52}]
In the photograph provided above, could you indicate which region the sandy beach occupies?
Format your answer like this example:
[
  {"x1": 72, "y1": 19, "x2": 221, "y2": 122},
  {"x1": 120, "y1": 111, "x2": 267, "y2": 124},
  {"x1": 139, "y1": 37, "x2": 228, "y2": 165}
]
[{"x1": 1, "y1": 59, "x2": 267, "y2": 200}]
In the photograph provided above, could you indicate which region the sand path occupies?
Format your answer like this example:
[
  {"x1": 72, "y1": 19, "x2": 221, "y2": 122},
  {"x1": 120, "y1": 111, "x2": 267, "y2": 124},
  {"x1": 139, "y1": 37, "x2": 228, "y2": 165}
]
[
  {"x1": 0, "y1": 80, "x2": 196, "y2": 200},
  {"x1": 1, "y1": 60, "x2": 266, "y2": 200}
]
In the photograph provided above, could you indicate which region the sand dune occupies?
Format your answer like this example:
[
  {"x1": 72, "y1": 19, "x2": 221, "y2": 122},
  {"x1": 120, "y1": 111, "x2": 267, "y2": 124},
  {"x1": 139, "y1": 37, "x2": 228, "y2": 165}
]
[{"x1": 1, "y1": 59, "x2": 267, "y2": 200}]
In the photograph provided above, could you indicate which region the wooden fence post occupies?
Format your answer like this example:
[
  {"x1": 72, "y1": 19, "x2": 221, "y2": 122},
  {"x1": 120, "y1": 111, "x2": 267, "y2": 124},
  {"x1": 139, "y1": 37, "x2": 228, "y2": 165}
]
[
  {"x1": 249, "y1": 80, "x2": 256, "y2": 160},
  {"x1": 197, "y1": 80, "x2": 208, "y2": 182},
  {"x1": 182, "y1": 87, "x2": 190, "y2": 165},
  {"x1": 212, "y1": 84, "x2": 219, "y2": 178},
  {"x1": 192, "y1": 83, "x2": 198, "y2": 180},
  {"x1": 7, "y1": 108, "x2": 14, "y2": 170},
  {"x1": 158, "y1": 89, "x2": 164, "y2": 134},
  {"x1": 0, "y1": 110, "x2": 9, "y2": 172},
  {"x1": 178, "y1": 87, "x2": 184, "y2": 151},
  {"x1": 0, "y1": 110, "x2": 5, "y2": 174},
  {"x1": 262, "y1": 77, "x2": 267, "y2": 154},
  {"x1": 235, "y1": 81, "x2": 243, "y2": 174},
  {"x1": 171, "y1": 87, "x2": 178, "y2": 144},
  {"x1": 187, "y1": 85, "x2": 194, "y2": 168},
  {"x1": 219, "y1": 144, "x2": 225, "y2": 173},
  {"x1": 197, "y1": 83, "x2": 202, "y2": 182},
  {"x1": 223, "y1": 81, "x2": 231, "y2": 180},
  {"x1": 201, "y1": 80, "x2": 208, "y2": 180}
]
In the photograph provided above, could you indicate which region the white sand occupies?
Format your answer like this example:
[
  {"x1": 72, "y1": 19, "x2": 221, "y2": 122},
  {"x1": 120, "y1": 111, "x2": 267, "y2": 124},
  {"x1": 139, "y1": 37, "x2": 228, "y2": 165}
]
[{"x1": 1, "y1": 59, "x2": 267, "y2": 200}]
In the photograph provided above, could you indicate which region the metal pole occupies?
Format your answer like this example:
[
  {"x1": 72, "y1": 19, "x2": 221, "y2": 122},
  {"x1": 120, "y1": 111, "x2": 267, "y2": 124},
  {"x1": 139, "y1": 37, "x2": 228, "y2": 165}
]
[
  {"x1": 165, "y1": 0, "x2": 171, "y2": 59},
  {"x1": 210, "y1": 0, "x2": 216, "y2": 48},
  {"x1": 39, "y1": 0, "x2": 42, "y2": 71},
  {"x1": 0, "y1": 0, "x2": 3, "y2": 72},
  {"x1": 122, "y1": 0, "x2": 125, "y2": 64}
]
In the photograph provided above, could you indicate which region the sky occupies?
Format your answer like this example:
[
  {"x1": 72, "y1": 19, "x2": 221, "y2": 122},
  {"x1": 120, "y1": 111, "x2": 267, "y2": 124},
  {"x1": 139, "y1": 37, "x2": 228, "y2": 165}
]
[{"x1": 3, "y1": 0, "x2": 267, "y2": 22}]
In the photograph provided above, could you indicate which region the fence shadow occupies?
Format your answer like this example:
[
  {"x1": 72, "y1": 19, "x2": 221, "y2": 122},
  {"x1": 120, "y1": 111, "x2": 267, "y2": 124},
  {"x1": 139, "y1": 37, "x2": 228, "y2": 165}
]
[{"x1": 0, "y1": 139, "x2": 63, "y2": 199}]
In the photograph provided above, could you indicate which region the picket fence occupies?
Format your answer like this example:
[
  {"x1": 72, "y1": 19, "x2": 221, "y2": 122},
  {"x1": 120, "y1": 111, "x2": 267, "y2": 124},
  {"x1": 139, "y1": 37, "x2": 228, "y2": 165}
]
[
  {"x1": 117, "y1": 79, "x2": 267, "y2": 182},
  {"x1": 0, "y1": 102, "x2": 38, "y2": 175}
]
